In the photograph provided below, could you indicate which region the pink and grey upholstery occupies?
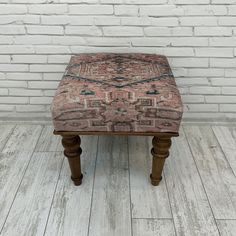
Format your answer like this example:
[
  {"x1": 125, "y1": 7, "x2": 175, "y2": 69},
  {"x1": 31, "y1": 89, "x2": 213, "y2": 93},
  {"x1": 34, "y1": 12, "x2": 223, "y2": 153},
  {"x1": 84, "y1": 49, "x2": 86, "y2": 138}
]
[{"x1": 51, "y1": 53, "x2": 183, "y2": 134}]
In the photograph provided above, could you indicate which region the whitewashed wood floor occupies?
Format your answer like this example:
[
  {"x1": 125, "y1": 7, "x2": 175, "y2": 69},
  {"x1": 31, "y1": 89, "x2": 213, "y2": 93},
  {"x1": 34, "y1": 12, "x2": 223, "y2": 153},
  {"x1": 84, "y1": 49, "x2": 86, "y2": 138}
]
[{"x1": 0, "y1": 124, "x2": 236, "y2": 236}]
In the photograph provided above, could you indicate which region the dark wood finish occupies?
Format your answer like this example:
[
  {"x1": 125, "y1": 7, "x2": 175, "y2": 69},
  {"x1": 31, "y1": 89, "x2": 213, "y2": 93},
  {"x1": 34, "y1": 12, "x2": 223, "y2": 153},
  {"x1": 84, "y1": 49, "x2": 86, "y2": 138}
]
[
  {"x1": 54, "y1": 130, "x2": 178, "y2": 138},
  {"x1": 150, "y1": 136, "x2": 172, "y2": 186},
  {"x1": 61, "y1": 135, "x2": 83, "y2": 186},
  {"x1": 56, "y1": 130, "x2": 176, "y2": 186}
]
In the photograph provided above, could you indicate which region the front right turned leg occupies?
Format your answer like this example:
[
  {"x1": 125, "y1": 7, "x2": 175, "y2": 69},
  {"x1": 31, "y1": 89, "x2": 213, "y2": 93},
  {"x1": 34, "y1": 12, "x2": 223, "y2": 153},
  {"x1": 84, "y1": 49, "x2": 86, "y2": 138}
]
[{"x1": 150, "y1": 136, "x2": 172, "y2": 186}]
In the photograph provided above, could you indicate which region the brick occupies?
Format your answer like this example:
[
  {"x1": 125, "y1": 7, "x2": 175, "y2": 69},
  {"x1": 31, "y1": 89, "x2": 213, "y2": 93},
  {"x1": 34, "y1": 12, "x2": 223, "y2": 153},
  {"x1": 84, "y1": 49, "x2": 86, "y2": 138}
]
[
  {"x1": 206, "y1": 96, "x2": 236, "y2": 103},
  {"x1": 0, "y1": 45, "x2": 34, "y2": 54},
  {"x1": 0, "y1": 88, "x2": 8, "y2": 96},
  {"x1": 225, "y1": 69, "x2": 236, "y2": 77},
  {"x1": 0, "y1": 64, "x2": 28, "y2": 72},
  {"x1": 190, "y1": 86, "x2": 221, "y2": 94},
  {"x1": 85, "y1": 37, "x2": 130, "y2": 46},
  {"x1": 210, "y1": 58, "x2": 236, "y2": 67},
  {"x1": 185, "y1": 104, "x2": 219, "y2": 112},
  {"x1": 27, "y1": 26, "x2": 64, "y2": 35},
  {"x1": 28, "y1": 4, "x2": 68, "y2": 14},
  {"x1": 103, "y1": 26, "x2": 143, "y2": 36},
  {"x1": 28, "y1": 81, "x2": 59, "y2": 89},
  {"x1": 209, "y1": 37, "x2": 236, "y2": 46},
  {"x1": 9, "y1": 88, "x2": 43, "y2": 96},
  {"x1": 0, "y1": 4, "x2": 27, "y2": 14},
  {"x1": 60, "y1": 0, "x2": 98, "y2": 2},
  {"x1": 34, "y1": 46, "x2": 71, "y2": 54},
  {"x1": 65, "y1": 26, "x2": 102, "y2": 36},
  {"x1": 228, "y1": 6, "x2": 236, "y2": 15},
  {"x1": 14, "y1": 36, "x2": 52, "y2": 45},
  {"x1": 174, "y1": 0, "x2": 210, "y2": 3},
  {"x1": 0, "y1": 105, "x2": 15, "y2": 112},
  {"x1": 100, "y1": 0, "x2": 123, "y2": 3},
  {"x1": 140, "y1": 5, "x2": 184, "y2": 16},
  {"x1": 114, "y1": 5, "x2": 138, "y2": 16},
  {"x1": 181, "y1": 95, "x2": 205, "y2": 103},
  {"x1": 6, "y1": 73, "x2": 42, "y2": 81},
  {"x1": 170, "y1": 58, "x2": 208, "y2": 67},
  {"x1": 95, "y1": 17, "x2": 120, "y2": 25},
  {"x1": 195, "y1": 48, "x2": 234, "y2": 57},
  {"x1": 30, "y1": 97, "x2": 53, "y2": 104},
  {"x1": 213, "y1": 0, "x2": 236, "y2": 3},
  {"x1": 219, "y1": 17, "x2": 236, "y2": 26},
  {"x1": 187, "y1": 69, "x2": 224, "y2": 77},
  {"x1": 171, "y1": 37, "x2": 208, "y2": 46},
  {"x1": 0, "y1": 55, "x2": 10, "y2": 63},
  {"x1": 110, "y1": 0, "x2": 167, "y2": 3},
  {"x1": 44, "y1": 90, "x2": 57, "y2": 96},
  {"x1": 0, "y1": 73, "x2": 5, "y2": 80},
  {"x1": 12, "y1": 55, "x2": 47, "y2": 64},
  {"x1": 220, "y1": 104, "x2": 236, "y2": 112},
  {"x1": 16, "y1": 105, "x2": 46, "y2": 112},
  {"x1": 176, "y1": 77, "x2": 210, "y2": 85},
  {"x1": 52, "y1": 36, "x2": 86, "y2": 45},
  {"x1": 222, "y1": 87, "x2": 236, "y2": 94},
  {"x1": 211, "y1": 77, "x2": 236, "y2": 86},
  {"x1": 182, "y1": 5, "x2": 227, "y2": 15},
  {"x1": 0, "y1": 26, "x2": 25, "y2": 35},
  {"x1": 0, "y1": 80, "x2": 27, "y2": 88},
  {"x1": 30, "y1": 65, "x2": 66, "y2": 72},
  {"x1": 121, "y1": 17, "x2": 151, "y2": 26},
  {"x1": 0, "y1": 15, "x2": 40, "y2": 24},
  {"x1": 48, "y1": 55, "x2": 71, "y2": 64},
  {"x1": 131, "y1": 38, "x2": 170, "y2": 47},
  {"x1": 144, "y1": 27, "x2": 192, "y2": 36},
  {"x1": 0, "y1": 36, "x2": 14, "y2": 44},
  {"x1": 161, "y1": 48, "x2": 195, "y2": 57},
  {"x1": 194, "y1": 27, "x2": 232, "y2": 36},
  {"x1": 12, "y1": 0, "x2": 47, "y2": 2},
  {"x1": 41, "y1": 16, "x2": 93, "y2": 25},
  {"x1": 151, "y1": 17, "x2": 179, "y2": 26},
  {"x1": 0, "y1": 97, "x2": 28, "y2": 104},
  {"x1": 180, "y1": 17, "x2": 217, "y2": 26},
  {"x1": 69, "y1": 5, "x2": 113, "y2": 15},
  {"x1": 43, "y1": 73, "x2": 63, "y2": 81}
]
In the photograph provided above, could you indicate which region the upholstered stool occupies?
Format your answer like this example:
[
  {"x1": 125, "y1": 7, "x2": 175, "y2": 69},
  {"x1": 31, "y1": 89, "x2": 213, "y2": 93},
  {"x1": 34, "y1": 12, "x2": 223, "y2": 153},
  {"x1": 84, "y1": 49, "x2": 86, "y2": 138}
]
[{"x1": 51, "y1": 53, "x2": 183, "y2": 186}]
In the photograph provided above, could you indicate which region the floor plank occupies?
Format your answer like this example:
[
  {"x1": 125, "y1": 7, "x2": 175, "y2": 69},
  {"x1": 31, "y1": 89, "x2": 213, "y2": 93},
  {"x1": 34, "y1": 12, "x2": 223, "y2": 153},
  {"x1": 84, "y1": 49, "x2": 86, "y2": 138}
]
[
  {"x1": 0, "y1": 124, "x2": 15, "y2": 151},
  {"x1": 44, "y1": 136, "x2": 98, "y2": 236},
  {"x1": 128, "y1": 136, "x2": 171, "y2": 218},
  {"x1": 216, "y1": 220, "x2": 236, "y2": 236},
  {"x1": 88, "y1": 136, "x2": 132, "y2": 236},
  {"x1": 35, "y1": 125, "x2": 63, "y2": 152},
  {"x1": 213, "y1": 126, "x2": 236, "y2": 176},
  {"x1": 165, "y1": 128, "x2": 219, "y2": 236},
  {"x1": 184, "y1": 126, "x2": 236, "y2": 219},
  {"x1": 132, "y1": 219, "x2": 175, "y2": 236},
  {"x1": 0, "y1": 125, "x2": 42, "y2": 231},
  {"x1": 1, "y1": 152, "x2": 63, "y2": 236}
]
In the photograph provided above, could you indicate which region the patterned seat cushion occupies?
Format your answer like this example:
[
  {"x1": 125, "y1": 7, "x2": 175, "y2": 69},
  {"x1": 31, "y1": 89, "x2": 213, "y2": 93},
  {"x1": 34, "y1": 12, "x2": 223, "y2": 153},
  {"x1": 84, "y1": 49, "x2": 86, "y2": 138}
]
[{"x1": 51, "y1": 53, "x2": 183, "y2": 133}]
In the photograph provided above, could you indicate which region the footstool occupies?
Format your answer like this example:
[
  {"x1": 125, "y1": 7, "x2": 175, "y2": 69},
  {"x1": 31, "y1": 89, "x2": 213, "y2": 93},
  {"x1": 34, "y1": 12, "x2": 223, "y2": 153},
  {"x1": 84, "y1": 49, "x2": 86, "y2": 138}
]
[{"x1": 51, "y1": 53, "x2": 183, "y2": 186}]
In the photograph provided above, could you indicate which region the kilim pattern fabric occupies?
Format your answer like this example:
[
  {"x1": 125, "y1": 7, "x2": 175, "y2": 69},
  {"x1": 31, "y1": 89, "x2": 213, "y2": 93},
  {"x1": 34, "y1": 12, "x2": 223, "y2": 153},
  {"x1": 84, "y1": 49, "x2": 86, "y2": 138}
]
[{"x1": 51, "y1": 53, "x2": 183, "y2": 133}]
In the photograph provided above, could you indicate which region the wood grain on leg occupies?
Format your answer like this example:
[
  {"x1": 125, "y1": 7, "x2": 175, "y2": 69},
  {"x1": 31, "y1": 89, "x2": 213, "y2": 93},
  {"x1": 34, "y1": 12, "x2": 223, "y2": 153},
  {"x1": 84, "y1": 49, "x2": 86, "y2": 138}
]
[
  {"x1": 150, "y1": 136, "x2": 171, "y2": 186},
  {"x1": 61, "y1": 135, "x2": 83, "y2": 186}
]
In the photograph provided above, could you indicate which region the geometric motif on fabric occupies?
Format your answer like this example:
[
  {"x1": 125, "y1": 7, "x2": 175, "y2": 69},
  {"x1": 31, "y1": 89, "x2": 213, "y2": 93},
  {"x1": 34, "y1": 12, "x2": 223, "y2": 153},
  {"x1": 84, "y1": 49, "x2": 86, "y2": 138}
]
[{"x1": 51, "y1": 53, "x2": 183, "y2": 133}]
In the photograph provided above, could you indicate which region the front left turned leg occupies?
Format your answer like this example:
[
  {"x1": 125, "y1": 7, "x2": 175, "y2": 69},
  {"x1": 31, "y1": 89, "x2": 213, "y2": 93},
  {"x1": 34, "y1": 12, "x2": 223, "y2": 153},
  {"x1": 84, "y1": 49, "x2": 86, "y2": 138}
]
[
  {"x1": 150, "y1": 136, "x2": 172, "y2": 186},
  {"x1": 61, "y1": 135, "x2": 83, "y2": 186}
]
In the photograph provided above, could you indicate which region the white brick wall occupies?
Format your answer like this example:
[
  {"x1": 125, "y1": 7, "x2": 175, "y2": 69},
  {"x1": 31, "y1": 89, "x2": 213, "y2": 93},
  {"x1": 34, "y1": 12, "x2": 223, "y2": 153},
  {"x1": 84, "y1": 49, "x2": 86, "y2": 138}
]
[{"x1": 0, "y1": 0, "x2": 236, "y2": 122}]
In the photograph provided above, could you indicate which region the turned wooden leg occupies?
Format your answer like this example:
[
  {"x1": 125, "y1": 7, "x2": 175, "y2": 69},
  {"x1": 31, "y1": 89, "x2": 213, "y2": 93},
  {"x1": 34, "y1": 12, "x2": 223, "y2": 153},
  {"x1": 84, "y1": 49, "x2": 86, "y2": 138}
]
[
  {"x1": 61, "y1": 135, "x2": 83, "y2": 186},
  {"x1": 150, "y1": 136, "x2": 172, "y2": 186}
]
